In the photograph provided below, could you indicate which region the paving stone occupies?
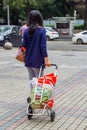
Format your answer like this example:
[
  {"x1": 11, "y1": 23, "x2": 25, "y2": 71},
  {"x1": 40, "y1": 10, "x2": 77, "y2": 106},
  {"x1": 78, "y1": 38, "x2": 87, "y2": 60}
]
[{"x1": 0, "y1": 48, "x2": 87, "y2": 130}]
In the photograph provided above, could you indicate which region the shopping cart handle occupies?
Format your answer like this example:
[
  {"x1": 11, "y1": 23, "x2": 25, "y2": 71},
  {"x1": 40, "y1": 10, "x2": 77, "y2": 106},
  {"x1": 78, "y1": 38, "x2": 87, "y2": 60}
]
[
  {"x1": 41, "y1": 64, "x2": 58, "y2": 70},
  {"x1": 50, "y1": 64, "x2": 58, "y2": 69}
]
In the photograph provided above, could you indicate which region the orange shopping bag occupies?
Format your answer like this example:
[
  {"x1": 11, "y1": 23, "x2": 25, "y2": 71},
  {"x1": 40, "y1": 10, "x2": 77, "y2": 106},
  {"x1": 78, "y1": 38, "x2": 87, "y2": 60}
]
[{"x1": 15, "y1": 47, "x2": 25, "y2": 62}]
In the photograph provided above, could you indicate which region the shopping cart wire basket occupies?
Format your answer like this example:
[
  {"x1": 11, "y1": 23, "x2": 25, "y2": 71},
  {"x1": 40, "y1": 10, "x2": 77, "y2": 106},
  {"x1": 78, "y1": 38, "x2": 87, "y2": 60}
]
[{"x1": 26, "y1": 64, "x2": 58, "y2": 122}]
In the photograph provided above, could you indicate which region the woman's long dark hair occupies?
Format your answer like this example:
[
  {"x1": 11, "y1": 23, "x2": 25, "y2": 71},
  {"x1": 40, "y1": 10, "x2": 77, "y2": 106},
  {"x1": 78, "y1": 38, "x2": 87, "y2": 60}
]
[{"x1": 27, "y1": 10, "x2": 43, "y2": 37}]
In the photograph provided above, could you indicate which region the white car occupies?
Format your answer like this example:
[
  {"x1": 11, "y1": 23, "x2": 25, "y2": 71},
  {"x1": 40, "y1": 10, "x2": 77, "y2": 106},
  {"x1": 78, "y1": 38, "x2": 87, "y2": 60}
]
[
  {"x1": 72, "y1": 30, "x2": 87, "y2": 44},
  {"x1": 44, "y1": 27, "x2": 59, "y2": 41}
]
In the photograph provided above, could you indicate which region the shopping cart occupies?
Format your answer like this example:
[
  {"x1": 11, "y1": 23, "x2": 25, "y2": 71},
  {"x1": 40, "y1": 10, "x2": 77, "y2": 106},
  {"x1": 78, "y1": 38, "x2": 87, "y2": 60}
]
[{"x1": 26, "y1": 64, "x2": 58, "y2": 122}]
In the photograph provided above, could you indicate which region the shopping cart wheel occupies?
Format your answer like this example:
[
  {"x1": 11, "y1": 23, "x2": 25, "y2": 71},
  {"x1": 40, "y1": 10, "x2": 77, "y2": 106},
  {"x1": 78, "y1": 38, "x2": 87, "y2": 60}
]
[
  {"x1": 27, "y1": 97, "x2": 31, "y2": 103},
  {"x1": 50, "y1": 111, "x2": 55, "y2": 122},
  {"x1": 27, "y1": 106, "x2": 33, "y2": 120}
]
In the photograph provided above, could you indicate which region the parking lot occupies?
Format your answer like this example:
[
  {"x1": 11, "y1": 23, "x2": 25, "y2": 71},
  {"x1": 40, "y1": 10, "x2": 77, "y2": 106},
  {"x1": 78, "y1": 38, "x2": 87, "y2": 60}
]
[
  {"x1": 47, "y1": 40, "x2": 87, "y2": 51},
  {"x1": 0, "y1": 45, "x2": 87, "y2": 130}
]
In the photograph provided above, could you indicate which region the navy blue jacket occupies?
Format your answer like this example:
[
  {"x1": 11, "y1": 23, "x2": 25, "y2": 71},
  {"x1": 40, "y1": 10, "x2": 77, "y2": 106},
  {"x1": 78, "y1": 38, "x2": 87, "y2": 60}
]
[{"x1": 22, "y1": 27, "x2": 48, "y2": 68}]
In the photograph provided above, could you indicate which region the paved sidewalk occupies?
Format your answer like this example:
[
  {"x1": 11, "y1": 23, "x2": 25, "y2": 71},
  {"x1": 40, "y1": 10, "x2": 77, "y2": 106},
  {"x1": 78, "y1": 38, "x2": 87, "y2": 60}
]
[{"x1": 0, "y1": 47, "x2": 87, "y2": 130}]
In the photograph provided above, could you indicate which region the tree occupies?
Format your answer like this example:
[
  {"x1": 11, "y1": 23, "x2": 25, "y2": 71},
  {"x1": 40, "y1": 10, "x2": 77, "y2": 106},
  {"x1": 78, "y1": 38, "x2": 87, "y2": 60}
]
[
  {"x1": 84, "y1": 0, "x2": 87, "y2": 29},
  {"x1": 52, "y1": 0, "x2": 74, "y2": 17},
  {"x1": 66, "y1": 0, "x2": 87, "y2": 29},
  {"x1": 0, "y1": 0, "x2": 3, "y2": 6},
  {"x1": 0, "y1": 0, "x2": 80, "y2": 25},
  {"x1": 0, "y1": 0, "x2": 3, "y2": 19}
]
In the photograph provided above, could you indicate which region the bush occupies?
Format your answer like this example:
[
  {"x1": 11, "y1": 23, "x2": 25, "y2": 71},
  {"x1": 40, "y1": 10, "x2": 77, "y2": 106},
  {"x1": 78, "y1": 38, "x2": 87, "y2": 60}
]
[
  {"x1": 44, "y1": 24, "x2": 55, "y2": 27},
  {"x1": 74, "y1": 25, "x2": 84, "y2": 29}
]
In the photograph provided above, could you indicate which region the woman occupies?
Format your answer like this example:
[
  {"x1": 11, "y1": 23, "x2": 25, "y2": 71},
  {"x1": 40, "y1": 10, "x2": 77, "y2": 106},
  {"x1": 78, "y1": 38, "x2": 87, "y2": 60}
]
[
  {"x1": 22, "y1": 10, "x2": 50, "y2": 81},
  {"x1": 19, "y1": 22, "x2": 28, "y2": 42}
]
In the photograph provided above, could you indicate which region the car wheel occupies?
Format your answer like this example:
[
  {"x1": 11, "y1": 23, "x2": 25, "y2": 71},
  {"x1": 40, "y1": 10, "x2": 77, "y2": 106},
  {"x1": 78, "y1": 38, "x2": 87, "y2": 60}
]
[
  {"x1": 77, "y1": 39, "x2": 83, "y2": 44},
  {"x1": 46, "y1": 36, "x2": 50, "y2": 41},
  {"x1": 4, "y1": 39, "x2": 9, "y2": 43}
]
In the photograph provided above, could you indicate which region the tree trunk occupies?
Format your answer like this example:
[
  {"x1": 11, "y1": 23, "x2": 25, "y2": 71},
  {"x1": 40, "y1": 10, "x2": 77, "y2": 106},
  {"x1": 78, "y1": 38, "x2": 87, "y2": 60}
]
[
  {"x1": 0, "y1": 0, "x2": 3, "y2": 18},
  {"x1": 84, "y1": 0, "x2": 87, "y2": 29}
]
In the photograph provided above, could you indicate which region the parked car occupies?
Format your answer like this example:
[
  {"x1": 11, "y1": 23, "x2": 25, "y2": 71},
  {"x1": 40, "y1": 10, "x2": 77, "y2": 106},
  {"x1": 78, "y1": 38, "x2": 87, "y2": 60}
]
[
  {"x1": 61, "y1": 31, "x2": 69, "y2": 35},
  {"x1": 44, "y1": 27, "x2": 59, "y2": 41},
  {"x1": 0, "y1": 25, "x2": 21, "y2": 47},
  {"x1": 72, "y1": 30, "x2": 87, "y2": 44}
]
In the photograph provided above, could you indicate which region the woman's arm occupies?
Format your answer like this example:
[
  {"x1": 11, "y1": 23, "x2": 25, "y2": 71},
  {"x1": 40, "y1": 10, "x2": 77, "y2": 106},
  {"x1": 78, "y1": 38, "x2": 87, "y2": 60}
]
[
  {"x1": 22, "y1": 30, "x2": 27, "y2": 48},
  {"x1": 41, "y1": 28, "x2": 50, "y2": 66}
]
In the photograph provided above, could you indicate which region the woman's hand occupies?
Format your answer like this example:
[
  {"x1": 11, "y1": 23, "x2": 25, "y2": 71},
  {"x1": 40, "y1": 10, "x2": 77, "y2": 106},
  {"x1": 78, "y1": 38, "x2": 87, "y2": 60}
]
[{"x1": 45, "y1": 57, "x2": 51, "y2": 66}]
